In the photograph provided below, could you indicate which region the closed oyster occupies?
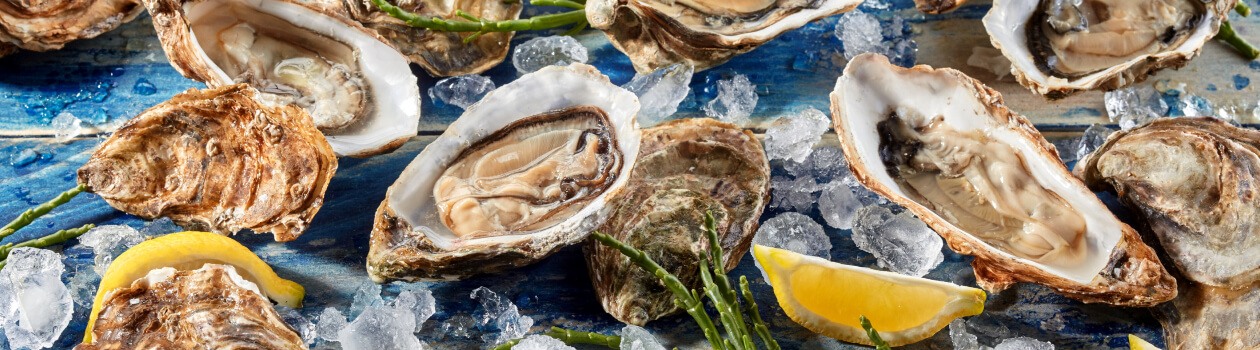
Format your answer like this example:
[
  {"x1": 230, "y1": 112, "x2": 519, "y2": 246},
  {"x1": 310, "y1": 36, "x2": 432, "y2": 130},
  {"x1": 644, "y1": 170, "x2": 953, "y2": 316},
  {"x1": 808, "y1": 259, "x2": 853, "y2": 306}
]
[
  {"x1": 0, "y1": 0, "x2": 143, "y2": 56},
  {"x1": 829, "y1": 53, "x2": 1175, "y2": 306},
  {"x1": 1156, "y1": 283, "x2": 1260, "y2": 350},
  {"x1": 78, "y1": 84, "x2": 337, "y2": 242},
  {"x1": 586, "y1": 0, "x2": 863, "y2": 73},
  {"x1": 145, "y1": 0, "x2": 421, "y2": 156},
  {"x1": 340, "y1": 0, "x2": 522, "y2": 76},
  {"x1": 77, "y1": 264, "x2": 307, "y2": 350},
  {"x1": 584, "y1": 118, "x2": 770, "y2": 325},
  {"x1": 369, "y1": 63, "x2": 640, "y2": 282},
  {"x1": 984, "y1": 0, "x2": 1235, "y2": 98}
]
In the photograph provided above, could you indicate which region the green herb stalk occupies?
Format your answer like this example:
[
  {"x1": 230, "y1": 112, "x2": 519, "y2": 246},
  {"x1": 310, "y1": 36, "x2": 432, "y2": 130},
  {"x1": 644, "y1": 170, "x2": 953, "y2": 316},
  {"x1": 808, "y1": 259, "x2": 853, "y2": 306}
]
[
  {"x1": 0, "y1": 184, "x2": 85, "y2": 240},
  {"x1": 371, "y1": 0, "x2": 589, "y2": 43},
  {"x1": 1218, "y1": 21, "x2": 1260, "y2": 60},
  {"x1": 0, "y1": 223, "x2": 94, "y2": 270},
  {"x1": 860, "y1": 315, "x2": 892, "y2": 350}
]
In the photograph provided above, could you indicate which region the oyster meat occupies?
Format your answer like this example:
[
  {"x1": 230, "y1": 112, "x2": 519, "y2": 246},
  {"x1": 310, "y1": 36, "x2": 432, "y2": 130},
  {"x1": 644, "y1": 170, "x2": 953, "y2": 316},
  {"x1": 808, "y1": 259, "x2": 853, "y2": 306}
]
[
  {"x1": 340, "y1": 0, "x2": 522, "y2": 76},
  {"x1": 0, "y1": 0, "x2": 143, "y2": 56},
  {"x1": 77, "y1": 264, "x2": 307, "y2": 349},
  {"x1": 984, "y1": 0, "x2": 1235, "y2": 98},
  {"x1": 829, "y1": 53, "x2": 1175, "y2": 306},
  {"x1": 584, "y1": 118, "x2": 770, "y2": 325},
  {"x1": 145, "y1": 0, "x2": 421, "y2": 156},
  {"x1": 78, "y1": 84, "x2": 337, "y2": 242},
  {"x1": 586, "y1": 0, "x2": 863, "y2": 73},
  {"x1": 369, "y1": 63, "x2": 640, "y2": 282}
]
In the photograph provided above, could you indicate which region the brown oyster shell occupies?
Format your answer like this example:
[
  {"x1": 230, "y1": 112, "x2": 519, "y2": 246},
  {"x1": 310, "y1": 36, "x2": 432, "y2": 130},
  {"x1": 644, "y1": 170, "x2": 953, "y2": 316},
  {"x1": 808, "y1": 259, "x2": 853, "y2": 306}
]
[
  {"x1": 339, "y1": 0, "x2": 522, "y2": 77},
  {"x1": 77, "y1": 264, "x2": 307, "y2": 350},
  {"x1": 77, "y1": 84, "x2": 337, "y2": 242},
  {"x1": 913, "y1": 0, "x2": 967, "y2": 14},
  {"x1": 1155, "y1": 281, "x2": 1260, "y2": 350},
  {"x1": 0, "y1": 0, "x2": 143, "y2": 54},
  {"x1": 583, "y1": 118, "x2": 770, "y2": 325}
]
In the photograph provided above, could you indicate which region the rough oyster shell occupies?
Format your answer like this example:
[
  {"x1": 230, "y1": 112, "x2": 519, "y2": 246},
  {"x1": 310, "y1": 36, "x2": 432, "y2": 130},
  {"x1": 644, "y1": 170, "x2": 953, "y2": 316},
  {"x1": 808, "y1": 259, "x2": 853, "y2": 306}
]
[
  {"x1": 1155, "y1": 282, "x2": 1260, "y2": 350},
  {"x1": 145, "y1": 0, "x2": 421, "y2": 157},
  {"x1": 984, "y1": 0, "x2": 1235, "y2": 98},
  {"x1": 368, "y1": 63, "x2": 641, "y2": 282},
  {"x1": 586, "y1": 0, "x2": 862, "y2": 73},
  {"x1": 0, "y1": 0, "x2": 144, "y2": 56},
  {"x1": 78, "y1": 84, "x2": 337, "y2": 242},
  {"x1": 913, "y1": 0, "x2": 967, "y2": 14},
  {"x1": 340, "y1": 0, "x2": 522, "y2": 77},
  {"x1": 77, "y1": 264, "x2": 307, "y2": 350},
  {"x1": 584, "y1": 118, "x2": 770, "y2": 325},
  {"x1": 829, "y1": 53, "x2": 1175, "y2": 306}
]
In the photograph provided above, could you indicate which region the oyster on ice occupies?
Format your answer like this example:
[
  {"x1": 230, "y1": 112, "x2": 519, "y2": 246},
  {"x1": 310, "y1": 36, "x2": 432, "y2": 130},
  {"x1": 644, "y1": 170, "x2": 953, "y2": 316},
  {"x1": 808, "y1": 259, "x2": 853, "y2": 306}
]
[
  {"x1": 0, "y1": 0, "x2": 143, "y2": 56},
  {"x1": 78, "y1": 84, "x2": 337, "y2": 242},
  {"x1": 984, "y1": 0, "x2": 1235, "y2": 98},
  {"x1": 369, "y1": 63, "x2": 641, "y2": 282},
  {"x1": 145, "y1": 0, "x2": 421, "y2": 157},
  {"x1": 829, "y1": 53, "x2": 1175, "y2": 306},
  {"x1": 913, "y1": 0, "x2": 968, "y2": 14},
  {"x1": 77, "y1": 264, "x2": 307, "y2": 349},
  {"x1": 586, "y1": 0, "x2": 863, "y2": 73},
  {"x1": 340, "y1": 0, "x2": 522, "y2": 76},
  {"x1": 584, "y1": 118, "x2": 770, "y2": 325}
]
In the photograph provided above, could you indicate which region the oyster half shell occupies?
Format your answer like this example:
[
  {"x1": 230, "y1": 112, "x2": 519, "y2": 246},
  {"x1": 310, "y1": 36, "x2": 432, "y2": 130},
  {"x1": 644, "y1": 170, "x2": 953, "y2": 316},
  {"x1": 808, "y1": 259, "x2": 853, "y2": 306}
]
[
  {"x1": 368, "y1": 63, "x2": 641, "y2": 282},
  {"x1": 145, "y1": 0, "x2": 422, "y2": 157},
  {"x1": 586, "y1": 0, "x2": 863, "y2": 73},
  {"x1": 77, "y1": 264, "x2": 306, "y2": 350},
  {"x1": 78, "y1": 84, "x2": 337, "y2": 242},
  {"x1": 584, "y1": 118, "x2": 770, "y2": 325},
  {"x1": 984, "y1": 0, "x2": 1235, "y2": 98},
  {"x1": 340, "y1": 0, "x2": 522, "y2": 77},
  {"x1": 0, "y1": 0, "x2": 144, "y2": 56},
  {"x1": 829, "y1": 53, "x2": 1175, "y2": 306}
]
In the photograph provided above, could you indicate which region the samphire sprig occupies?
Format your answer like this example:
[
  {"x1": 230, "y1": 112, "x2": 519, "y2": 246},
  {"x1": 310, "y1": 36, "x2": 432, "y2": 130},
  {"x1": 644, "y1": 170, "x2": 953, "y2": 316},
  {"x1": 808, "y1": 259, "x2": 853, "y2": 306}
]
[
  {"x1": 1220, "y1": 2, "x2": 1259, "y2": 60},
  {"x1": 371, "y1": 0, "x2": 589, "y2": 43},
  {"x1": 0, "y1": 184, "x2": 93, "y2": 270},
  {"x1": 491, "y1": 326, "x2": 621, "y2": 350},
  {"x1": 860, "y1": 315, "x2": 892, "y2": 350}
]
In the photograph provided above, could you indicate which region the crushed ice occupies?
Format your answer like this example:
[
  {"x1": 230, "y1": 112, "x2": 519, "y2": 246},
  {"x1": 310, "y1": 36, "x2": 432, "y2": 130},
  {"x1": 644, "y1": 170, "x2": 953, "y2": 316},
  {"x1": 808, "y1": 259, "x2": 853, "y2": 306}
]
[
  {"x1": 512, "y1": 36, "x2": 589, "y2": 74},
  {"x1": 703, "y1": 74, "x2": 758, "y2": 125},
  {"x1": 429, "y1": 75, "x2": 495, "y2": 109},
  {"x1": 851, "y1": 204, "x2": 944, "y2": 277},
  {"x1": 0, "y1": 247, "x2": 74, "y2": 350},
  {"x1": 624, "y1": 63, "x2": 694, "y2": 127}
]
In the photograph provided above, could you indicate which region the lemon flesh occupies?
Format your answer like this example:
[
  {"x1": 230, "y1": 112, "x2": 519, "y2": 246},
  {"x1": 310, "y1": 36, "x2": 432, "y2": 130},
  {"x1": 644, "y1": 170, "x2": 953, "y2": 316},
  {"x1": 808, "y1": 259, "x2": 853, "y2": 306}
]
[
  {"x1": 753, "y1": 244, "x2": 986, "y2": 346},
  {"x1": 84, "y1": 231, "x2": 304, "y2": 343},
  {"x1": 1129, "y1": 334, "x2": 1161, "y2": 350}
]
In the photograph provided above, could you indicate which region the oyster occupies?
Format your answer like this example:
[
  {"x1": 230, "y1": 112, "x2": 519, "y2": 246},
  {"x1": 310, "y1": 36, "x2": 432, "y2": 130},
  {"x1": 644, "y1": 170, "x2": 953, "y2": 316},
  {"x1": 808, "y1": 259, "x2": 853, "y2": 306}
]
[
  {"x1": 914, "y1": 0, "x2": 967, "y2": 14},
  {"x1": 368, "y1": 63, "x2": 640, "y2": 282},
  {"x1": 584, "y1": 118, "x2": 770, "y2": 325},
  {"x1": 984, "y1": 0, "x2": 1234, "y2": 98},
  {"x1": 340, "y1": 0, "x2": 522, "y2": 76},
  {"x1": 145, "y1": 0, "x2": 421, "y2": 157},
  {"x1": 829, "y1": 53, "x2": 1175, "y2": 306},
  {"x1": 1156, "y1": 283, "x2": 1260, "y2": 350},
  {"x1": 0, "y1": 0, "x2": 143, "y2": 56},
  {"x1": 77, "y1": 264, "x2": 307, "y2": 349},
  {"x1": 78, "y1": 84, "x2": 337, "y2": 242},
  {"x1": 586, "y1": 0, "x2": 863, "y2": 73}
]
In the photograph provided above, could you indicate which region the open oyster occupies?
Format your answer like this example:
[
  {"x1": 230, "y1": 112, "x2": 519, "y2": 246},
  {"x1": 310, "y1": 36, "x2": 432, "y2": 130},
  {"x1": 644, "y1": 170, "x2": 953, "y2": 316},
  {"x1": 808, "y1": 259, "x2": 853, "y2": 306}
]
[
  {"x1": 368, "y1": 63, "x2": 640, "y2": 282},
  {"x1": 829, "y1": 53, "x2": 1175, "y2": 306},
  {"x1": 0, "y1": 0, "x2": 143, "y2": 57},
  {"x1": 78, "y1": 84, "x2": 337, "y2": 242},
  {"x1": 984, "y1": 0, "x2": 1235, "y2": 98},
  {"x1": 145, "y1": 0, "x2": 421, "y2": 157},
  {"x1": 78, "y1": 264, "x2": 306, "y2": 349},
  {"x1": 586, "y1": 0, "x2": 863, "y2": 73},
  {"x1": 339, "y1": 0, "x2": 522, "y2": 76},
  {"x1": 584, "y1": 118, "x2": 770, "y2": 325}
]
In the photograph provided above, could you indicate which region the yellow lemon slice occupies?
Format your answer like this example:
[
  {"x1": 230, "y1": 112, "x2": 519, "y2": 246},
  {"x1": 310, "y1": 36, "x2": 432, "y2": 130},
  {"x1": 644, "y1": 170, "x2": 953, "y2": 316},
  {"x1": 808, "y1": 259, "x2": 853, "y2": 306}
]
[
  {"x1": 752, "y1": 244, "x2": 986, "y2": 346},
  {"x1": 1129, "y1": 334, "x2": 1161, "y2": 350},
  {"x1": 84, "y1": 231, "x2": 304, "y2": 343}
]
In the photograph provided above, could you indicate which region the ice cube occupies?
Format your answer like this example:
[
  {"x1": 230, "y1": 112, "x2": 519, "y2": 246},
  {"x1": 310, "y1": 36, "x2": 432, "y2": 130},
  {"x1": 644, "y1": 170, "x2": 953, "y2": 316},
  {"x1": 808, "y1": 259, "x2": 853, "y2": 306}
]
[
  {"x1": 949, "y1": 319, "x2": 980, "y2": 350},
  {"x1": 429, "y1": 75, "x2": 495, "y2": 109},
  {"x1": 439, "y1": 314, "x2": 476, "y2": 340},
  {"x1": 851, "y1": 204, "x2": 944, "y2": 277},
  {"x1": 76, "y1": 224, "x2": 145, "y2": 275},
  {"x1": 702, "y1": 74, "x2": 758, "y2": 125},
  {"x1": 315, "y1": 307, "x2": 349, "y2": 342},
  {"x1": 393, "y1": 284, "x2": 436, "y2": 333},
  {"x1": 769, "y1": 175, "x2": 822, "y2": 212},
  {"x1": 835, "y1": 11, "x2": 885, "y2": 60},
  {"x1": 511, "y1": 36, "x2": 589, "y2": 74},
  {"x1": 818, "y1": 181, "x2": 861, "y2": 230},
  {"x1": 624, "y1": 63, "x2": 694, "y2": 127},
  {"x1": 349, "y1": 282, "x2": 384, "y2": 319},
  {"x1": 619, "y1": 325, "x2": 666, "y2": 350},
  {"x1": 471, "y1": 286, "x2": 534, "y2": 346},
  {"x1": 754, "y1": 212, "x2": 831, "y2": 259},
  {"x1": 512, "y1": 334, "x2": 575, "y2": 350},
  {"x1": 1104, "y1": 85, "x2": 1168, "y2": 130},
  {"x1": 52, "y1": 111, "x2": 83, "y2": 142},
  {"x1": 274, "y1": 305, "x2": 316, "y2": 345},
  {"x1": 1179, "y1": 94, "x2": 1213, "y2": 118},
  {"x1": 993, "y1": 337, "x2": 1055, "y2": 350},
  {"x1": 337, "y1": 305, "x2": 424, "y2": 350},
  {"x1": 0, "y1": 247, "x2": 74, "y2": 350},
  {"x1": 783, "y1": 145, "x2": 849, "y2": 182},
  {"x1": 764, "y1": 107, "x2": 831, "y2": 163},
  {"x1": 967, "y1": 46, "x2": 1012, "y2": 80},
  {"x1": 1074, "y1": 124, "x2": 1114, "y2": 162}
]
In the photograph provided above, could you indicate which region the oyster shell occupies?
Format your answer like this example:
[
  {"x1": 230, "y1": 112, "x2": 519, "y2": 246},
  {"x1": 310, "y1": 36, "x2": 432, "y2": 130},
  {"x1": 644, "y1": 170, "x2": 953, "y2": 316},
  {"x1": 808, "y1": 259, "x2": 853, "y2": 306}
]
[
  {"x1": 0, "y1": 0, "x2": 143, "y2": 56},
  {"x1": 78, "y1": 84, "x2": 337, "y2": 242},
  {"x1": 913, "y1": 0, "x2": 967, "y2": 14},
  {"x1": 586, "y1": 0, "x2": 863, "y2": 73},
  {"x1": 368, "y1": 63, "x2": 640, "y2": 282},
  {"x1": 340, "y1": 0, "x2": 522, "y2": 76},
  {"x1": 984, "y1": 0, "x2": 1235, "y2": 98},
  {"x1": 584, "y1": 118, "x2": 770, "y2": 325},
  {"x1": 77, "y1": 264, "x2": 307, "y2": 350},
  {"x1": 145, "y1": 0, "x2": 421, "y2": 157},
  {"x1": 829, "y1": 53, "x2": 1175, "y2": 306},
  {"x1": 1156, "y1": 283, "x2": 1260, "y2": 350}
]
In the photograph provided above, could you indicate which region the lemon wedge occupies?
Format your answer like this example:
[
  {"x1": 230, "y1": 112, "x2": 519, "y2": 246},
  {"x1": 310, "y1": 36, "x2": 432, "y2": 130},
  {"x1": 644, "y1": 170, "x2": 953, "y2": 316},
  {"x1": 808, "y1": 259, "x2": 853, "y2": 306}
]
[
  {"x1": 1129, "y1": 334, "x2": 1161, "y2": 350},
  {"x1": 752, "y1": 244, "x2": 986, "y2": 346},
  {"x1": 84, "y1": 231, "x2": 304, "y2": 343}
]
